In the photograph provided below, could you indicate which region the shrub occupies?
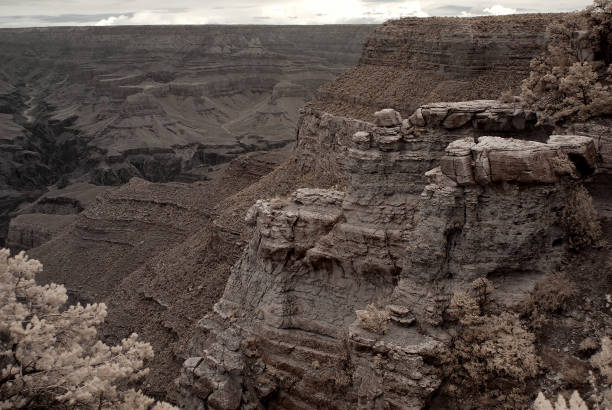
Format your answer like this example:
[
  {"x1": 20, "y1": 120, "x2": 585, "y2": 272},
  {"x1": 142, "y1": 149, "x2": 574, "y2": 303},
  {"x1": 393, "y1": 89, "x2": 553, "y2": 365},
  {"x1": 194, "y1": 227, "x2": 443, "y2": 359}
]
[
  {"x1": 0, "y1": 249, "x2": 175, "y2": 409},
  {"x1": 591, "y1": 336, "x2": 612, "y2": 382},
  {"x1": 442, "y1": 279, "x2": 539, "y2": 408},
  {"x1": 534, "y1": 391, "x2": 589, "y2": 410},
  {"x1": 562, "y1": 185, "x2": 602, "y2": 250},
  {"x1": 536, "y1": 336, "x2": 612, "y2": 410},
  {"x1": 589, "y1": 336, "x2": 612, "y2": 409},
  {"x1": 356, "y1": 304, "x2": 390, "y2": 335},
  {"x1": 520, "y1": 0, "x2": 612, "y2": 123},
  {"x1": 522, "y1": 273, "x2": 576, "y2": 329}
]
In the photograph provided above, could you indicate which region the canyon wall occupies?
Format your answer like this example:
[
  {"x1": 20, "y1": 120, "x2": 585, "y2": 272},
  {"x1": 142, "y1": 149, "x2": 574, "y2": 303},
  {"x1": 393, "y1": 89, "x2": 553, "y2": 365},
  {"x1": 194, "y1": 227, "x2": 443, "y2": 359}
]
[
  {"x1": 13, "y1": 13, "x2": 611, "y2": 407},
  {"x1": 314, "y1": 14, "x2": 565, "y2": 120},
  {"x1": 178, "y1": 103, "x2": 601, "y2": 409},
  {"x1": 0, "y1": 25, "x2": 374, "y2": 244}
]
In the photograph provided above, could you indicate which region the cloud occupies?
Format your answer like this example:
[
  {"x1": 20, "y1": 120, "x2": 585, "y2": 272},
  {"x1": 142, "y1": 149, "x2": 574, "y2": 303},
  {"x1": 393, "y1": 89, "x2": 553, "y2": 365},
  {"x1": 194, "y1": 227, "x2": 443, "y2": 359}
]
[
  {"x1": 0, "y1": 0, "x2": 593, "y2": 27},
  {"x1": 430, "y1": 4, "x2": 473, "y2": 16},
  {"x1": 94, "y1": 10, "x2": 215, "y2": 25},
  {"x1": 483, "y1": 4, "x2": 517, "y2": 14}
]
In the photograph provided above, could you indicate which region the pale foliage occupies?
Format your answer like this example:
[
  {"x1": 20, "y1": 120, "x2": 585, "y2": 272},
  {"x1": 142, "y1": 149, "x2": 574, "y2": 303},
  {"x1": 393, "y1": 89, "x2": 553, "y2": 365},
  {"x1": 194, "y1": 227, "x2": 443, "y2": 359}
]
[
  {"x1": 520, "y1": 0, "x2": 612, "y2": 123},
  {"x1": 534, "y1": 391, "x2": 589, "y2": 410},
  {"x1": 0, "y1": 249, "x2": 176, "y2": 409},
  {"x1": 439, "y1": 280, "x2": 539, "y2": 408},
  {"x1": 535, "y1": 336, "x2": 612, "y2": 410},
  {"x1": 591, "y1": 336, "x2": 612, "y2": 409},
  {"x1": 591, "y1": 336, "x2": 612, "y2": 381},
  {"x1": 356, "y1": 304, "x2": 390, "y2": 335},
  {"x1": 447, "y1": 290, "x2": 539, "y2": 383}
]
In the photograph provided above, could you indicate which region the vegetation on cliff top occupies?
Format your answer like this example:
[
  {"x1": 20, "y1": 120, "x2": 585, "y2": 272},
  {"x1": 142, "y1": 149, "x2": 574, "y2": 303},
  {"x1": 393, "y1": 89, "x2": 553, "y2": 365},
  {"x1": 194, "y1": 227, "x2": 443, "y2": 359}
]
[{"x1": 521, "y1": 0, "x2": 612, "y2": 123}]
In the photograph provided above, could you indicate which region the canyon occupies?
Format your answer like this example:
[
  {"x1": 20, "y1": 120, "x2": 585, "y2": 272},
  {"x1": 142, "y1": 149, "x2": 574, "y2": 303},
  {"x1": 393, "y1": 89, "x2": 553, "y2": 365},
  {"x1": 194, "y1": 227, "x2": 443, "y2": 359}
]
[{"x1": 2, "y1": 12, "x2": 611, "y2": 409}]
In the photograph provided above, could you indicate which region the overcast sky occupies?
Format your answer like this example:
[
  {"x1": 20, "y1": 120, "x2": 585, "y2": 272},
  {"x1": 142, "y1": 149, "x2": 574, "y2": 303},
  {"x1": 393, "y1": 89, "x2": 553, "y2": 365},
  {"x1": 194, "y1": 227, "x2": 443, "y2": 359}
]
[{"x1": 0, "y1": 0, "x2": 592, "y2": 28}]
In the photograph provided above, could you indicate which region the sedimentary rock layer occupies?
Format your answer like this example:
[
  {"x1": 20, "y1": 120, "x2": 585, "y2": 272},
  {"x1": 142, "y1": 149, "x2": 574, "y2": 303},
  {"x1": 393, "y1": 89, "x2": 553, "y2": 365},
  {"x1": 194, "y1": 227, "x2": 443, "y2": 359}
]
[
  {"x1": 179, "y1": 104, "x2": 600, "y2": 409},
  {"x1": 0, "y1": 25, "x2": 374, "y2": 243},
  {"x1": 314, "y1": 14, "x2": 566, "y2": 120}
]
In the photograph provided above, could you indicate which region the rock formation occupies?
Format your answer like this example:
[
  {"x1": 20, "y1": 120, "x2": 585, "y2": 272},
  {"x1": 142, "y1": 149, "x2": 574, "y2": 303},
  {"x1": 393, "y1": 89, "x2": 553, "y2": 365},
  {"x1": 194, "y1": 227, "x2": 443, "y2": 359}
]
[
  {"x1": 10, "y1": 13, "x2": 610, "y2": 407},
  {"x1": 314, "y1": 14, "x2": 566, "y2": 120},
  {"x1": 178, "y1": 103, "x2": 602, "y2": 408},
  {"x1": 0, "y1": 25, "x2": 374, "y2": 243}
]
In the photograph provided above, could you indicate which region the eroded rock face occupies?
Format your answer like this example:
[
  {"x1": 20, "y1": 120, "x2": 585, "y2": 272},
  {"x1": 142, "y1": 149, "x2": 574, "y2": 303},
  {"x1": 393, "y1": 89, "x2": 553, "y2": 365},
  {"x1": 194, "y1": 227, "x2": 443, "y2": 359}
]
[
  {"x1": 0, "y1": 25, "x2": 374, "y2": 244},
  {"x1": 6, "y1": 213, "x2": 74, "y2": 250},
  {"x1": 314, "y1": 14, "x2": 563, "y2": 119},
  {"x1": 295, "y1": 100, "x2": 550, "y2": 195},
  {"x1": 179, "y1": 106, "x2": 599, "y2": 409}
]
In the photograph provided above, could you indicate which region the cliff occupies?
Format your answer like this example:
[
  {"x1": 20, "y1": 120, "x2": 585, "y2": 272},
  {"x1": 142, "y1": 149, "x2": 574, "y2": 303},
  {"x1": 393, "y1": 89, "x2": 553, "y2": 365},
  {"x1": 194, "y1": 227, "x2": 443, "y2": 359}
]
[
  {"x1": 0, "y1": 24, "x2": 374, "y2": 243},
  {"x1": 177, "y1": 97, "x2": 609, "y2": 408},
  {"x1": 314, "y1": 14, "x2": 566, "y2": 120},
  {"x1": 15, "y1": 13, "x2": 612, "y2": 407}
]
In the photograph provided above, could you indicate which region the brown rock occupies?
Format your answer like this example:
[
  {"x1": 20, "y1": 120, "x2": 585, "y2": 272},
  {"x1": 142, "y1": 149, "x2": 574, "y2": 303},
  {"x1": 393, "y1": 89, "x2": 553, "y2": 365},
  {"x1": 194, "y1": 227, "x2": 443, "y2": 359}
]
[
  {"x1": 443, "y1": 112, "x2": 473, "y2": 129},
  {"x1": 548, "y1": 134, "x2": 599, "y2": 175},
  {"x1": 207, "y1": 379, "x2": 241, "y2": 410},
  {"x1": 374, "y1": 108, "x2": 402, "y2": 127},
  {"x1": 472, "y1": 137, "x2": 561, "y2": 184}
]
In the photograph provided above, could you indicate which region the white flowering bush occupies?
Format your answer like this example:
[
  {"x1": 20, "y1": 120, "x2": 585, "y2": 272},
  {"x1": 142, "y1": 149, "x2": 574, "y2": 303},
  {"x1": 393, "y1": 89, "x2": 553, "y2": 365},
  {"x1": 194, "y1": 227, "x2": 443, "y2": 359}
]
[{"x1": 0, "y1": 249, "x2": 176, "y2": 409}]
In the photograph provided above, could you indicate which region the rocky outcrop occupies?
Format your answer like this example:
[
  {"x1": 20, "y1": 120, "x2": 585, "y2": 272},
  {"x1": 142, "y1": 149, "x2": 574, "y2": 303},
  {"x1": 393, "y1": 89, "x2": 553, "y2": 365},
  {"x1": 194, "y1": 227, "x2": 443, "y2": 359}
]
[
  {"x1": 5, "y1": 183, "x2": 111, "y2": 250},
  {"x1": 6, "y1": 213, "x2": 74, "y2": 250},
  {"x1": 294, "y1": 100, "x2": 550, "y2": 196},
  {"x1": 563, "y1": 119, "x2": 612, "y2": 173},
  {"x1": 28, "y1": 150, "x2": 294, "y2": 401},
  {"x1": 178, "y1": 105, "x2": 599, "y2": 409},
  {"x1": 314, "y1": 14, "x2": 566, "y2": 120}
]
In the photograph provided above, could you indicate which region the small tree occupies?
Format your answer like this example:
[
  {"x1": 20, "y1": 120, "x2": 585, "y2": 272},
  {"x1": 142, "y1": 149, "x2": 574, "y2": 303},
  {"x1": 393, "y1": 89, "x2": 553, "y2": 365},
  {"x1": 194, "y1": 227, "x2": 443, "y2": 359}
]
[
  {"x1": 0, "y1": 249, "x2": 176, "y2": 409},
  {"x1": 440, "y1": 279, "x2": 539, "y2": 408},
  {"x1": 520, "y1": 0, "x2": 612, "y2": 123}
]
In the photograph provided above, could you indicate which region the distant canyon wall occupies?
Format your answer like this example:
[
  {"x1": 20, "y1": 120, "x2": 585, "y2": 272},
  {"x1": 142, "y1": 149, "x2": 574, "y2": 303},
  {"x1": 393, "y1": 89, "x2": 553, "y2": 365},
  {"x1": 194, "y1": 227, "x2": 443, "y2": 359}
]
[
  {"x1": 314, "y1": 14, "x2": 566, "y2": 120},
  {"x1": 0, "y1": 24, "x2": 375, "y2": 244}
]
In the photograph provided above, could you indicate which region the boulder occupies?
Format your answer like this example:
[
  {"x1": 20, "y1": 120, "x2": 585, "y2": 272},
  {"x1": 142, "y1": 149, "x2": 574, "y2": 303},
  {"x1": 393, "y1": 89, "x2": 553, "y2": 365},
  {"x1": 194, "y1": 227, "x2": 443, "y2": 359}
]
[
  {"x1": 443, "y1": 112, "x2": 473, "y2": 129},
  {"x1": 472, "y1": 136, "x2": 561, "y2": 184},
  {"x1": 548, "y1": 134, "x2": 599, "y2": 175},
  {"x1": 374, "y1": 108, "x2": 402, "y2": 127}
]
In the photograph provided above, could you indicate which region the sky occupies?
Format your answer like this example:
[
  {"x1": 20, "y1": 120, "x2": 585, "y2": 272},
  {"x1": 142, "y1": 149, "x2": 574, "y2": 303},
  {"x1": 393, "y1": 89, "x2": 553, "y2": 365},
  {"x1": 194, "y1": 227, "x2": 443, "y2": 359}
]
[{"x1": 0, "y1": 0, "x2": 593, "y2": 28}]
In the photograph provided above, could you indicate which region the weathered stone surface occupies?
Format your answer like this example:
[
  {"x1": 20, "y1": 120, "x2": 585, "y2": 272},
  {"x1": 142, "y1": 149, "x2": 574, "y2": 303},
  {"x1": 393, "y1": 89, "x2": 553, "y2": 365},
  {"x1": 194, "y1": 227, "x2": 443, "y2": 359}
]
[
  {"x1": 472, "y1": 137, "x2": 562, "y2": 184},
  {"x1": 374, "y1": 108, "x2": 402, "y2": 127},
  {"x1": 548, "y1": 134, "x2": 599, "y2": 174},
  {"x1": 0, "y1": 25, "x2": 374, "y2": 245},
  {"x1": 180, "y1": 106, "x2": 598, "y2": 409},
  {"x1": 351, "y1": 131, "x2": 371, "y2": 149},
  {"x1": 409, "y1": 108, "x2": 426, "y2": 127},
  {"x1": 439, "y1": 138, "x2": 476, "y2": 185},
  {"x1": 564, "y1": 121, "x2": 612, "y2": 172},
  {"x1": 315, "y1": 14, "x2": 559, "y2": 120},
  {"x1": 207, "y1": 379, "x2": 241, "y2": 410},
  {"x1": 6, "y1": 214, "x2": 75, "y2": 251},
  {"x1": 417, "y1": 100, "x2": 539, "y2": 132},
  {"x1": 443, "y1": 112, "x2": 473, "y2": 129}
]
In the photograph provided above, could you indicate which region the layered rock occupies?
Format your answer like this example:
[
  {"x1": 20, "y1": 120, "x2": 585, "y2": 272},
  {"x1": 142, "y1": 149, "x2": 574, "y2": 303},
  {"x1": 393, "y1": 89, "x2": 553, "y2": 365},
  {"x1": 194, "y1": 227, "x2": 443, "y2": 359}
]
[
  {"x1": 28, "y1": 150, "x2": 294, "y2": 401},
  {"x1": 0, "y1": 25, "x2": 374, "y2": 188},
  {"x1": 5, "y1": 183, "x2": 111, "y2": 250},
  {"x1": 6, "y1": 213, "x2": 74, "y2": 250},
  {"x1": 0, "y1": 24, "x2": 375, "y2": 244},
  {"x1": 295, "y1": 100, "x2": 549, "y2": 195},
  {"x1": 314, "y1": 14, "x2": 565, "y2": 119},
  {"x1": 179, "y1": 106, "x2": 599, "y2": 409}
]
